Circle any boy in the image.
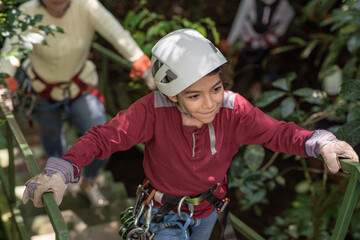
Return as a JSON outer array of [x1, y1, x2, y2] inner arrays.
[[23, 29, 358, 239]]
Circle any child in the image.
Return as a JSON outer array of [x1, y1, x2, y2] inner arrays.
[[23, 29, 358, 240]]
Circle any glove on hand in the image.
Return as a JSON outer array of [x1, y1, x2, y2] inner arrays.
[[306, 130, 359, 174], [22, 157, 78, 208], [129, 54, 151, 79], [22, 172, 66, 207]]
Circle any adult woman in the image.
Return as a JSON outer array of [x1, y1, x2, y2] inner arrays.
[[0, 0, 154, 207]]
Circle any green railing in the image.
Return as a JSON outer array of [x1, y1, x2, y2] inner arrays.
[[0, 100, 70, 240], [332, 159, 360, 240]]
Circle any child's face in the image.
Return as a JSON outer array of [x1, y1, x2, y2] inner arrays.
[[169, 72, 224, 125]]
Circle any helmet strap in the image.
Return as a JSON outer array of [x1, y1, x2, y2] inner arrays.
[[177, 94, 194, 119]]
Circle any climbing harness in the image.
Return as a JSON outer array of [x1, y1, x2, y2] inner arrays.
[[118, 180, 234, 240], [15, 64, 105, 126]]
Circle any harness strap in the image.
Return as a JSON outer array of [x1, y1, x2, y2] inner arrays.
[[32, 68, 105, 105], [146, 183, 225, 223], [32, 67, 84, 102], [218, 208, 238, 240], [153, 202, 177, 223]]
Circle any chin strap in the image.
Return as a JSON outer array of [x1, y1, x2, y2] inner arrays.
[[177, 94, 194, 119]]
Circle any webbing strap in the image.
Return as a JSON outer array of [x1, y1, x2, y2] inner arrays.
[[218, 208, 238, 240], [154, 202, 177, 223]]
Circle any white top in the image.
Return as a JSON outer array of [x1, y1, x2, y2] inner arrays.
[[226, 0, 295, 49], [0, 0, 143, 85]]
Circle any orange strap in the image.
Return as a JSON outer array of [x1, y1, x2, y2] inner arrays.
[[146, 189, 156, 205]]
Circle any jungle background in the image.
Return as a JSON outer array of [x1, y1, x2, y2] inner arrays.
[[1, 0, 360, 239]]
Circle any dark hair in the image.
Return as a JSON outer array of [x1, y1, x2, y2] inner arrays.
[[39, 0, 45, 7], [206, 63, 231, 90]]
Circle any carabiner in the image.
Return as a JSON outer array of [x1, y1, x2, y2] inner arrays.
[[177, 196, 194, 220]]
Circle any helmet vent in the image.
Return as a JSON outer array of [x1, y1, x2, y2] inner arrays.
[[166, 70, 177, 81], [209, 42, 218, 53], [152, 59, 163, 77], [160, 69, 177, 83]]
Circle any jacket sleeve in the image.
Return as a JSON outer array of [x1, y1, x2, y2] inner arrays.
[[62, 93, 155, 168], [226, 0, 250, 45], [233, 95, 313, 157], [85, 0, 144, 62]]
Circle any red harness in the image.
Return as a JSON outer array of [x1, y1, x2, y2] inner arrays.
[[32, 68, 105, 105]]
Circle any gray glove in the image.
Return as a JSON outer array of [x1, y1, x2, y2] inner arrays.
[[306, 130, 359, 173]]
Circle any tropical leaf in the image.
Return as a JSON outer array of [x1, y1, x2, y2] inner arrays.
[[280, 97, 296, 118], [256, 90, 286, 108], [339, 79, 360, 101], [335, 119, 360, 147], [271, 72, 296, 91], [244, 145, 265, 172]]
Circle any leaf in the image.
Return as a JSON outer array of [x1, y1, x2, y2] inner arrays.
[[275, 176, 286, 186], [339, 79, 360, 101], [255, 90, 286, 108], [295, 180, 310, 194], [301, 39, 319, 59], [289, 37, 307, 46], [123, 10, 135, 28], [280, 97, 296, 118], [271, 72, 296, 91], [0, 73, 10, 79], [323, 36, 347, 68], [347, 107, 360, 122], [129, 10, 147, 30], [251, 189, 267, 204], [347, 34, 360, 54], [342, 56, 357, 81], [23, 32, 45, 44], [244, 145, 265, 171], [335, 119, 360, 147], [293, 88, 325, 105]]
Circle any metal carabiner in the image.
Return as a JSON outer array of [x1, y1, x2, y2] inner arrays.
[[177, 196, 194, 220], [144, 199, 153, 229], [133, 189, 146, 217], [134, 201, 146, 226]]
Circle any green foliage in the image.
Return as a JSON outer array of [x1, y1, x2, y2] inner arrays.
[[256, 72, 327, 122], [120, 0, 220, 57], [0, 0, 63, 68], [229, 145, 280, 215]]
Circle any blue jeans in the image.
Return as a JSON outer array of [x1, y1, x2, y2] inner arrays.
[[33, 94, 108, 180], [147, 208, 218, 240]]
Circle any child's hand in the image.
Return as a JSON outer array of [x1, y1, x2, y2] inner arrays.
[[320, 140, 359, 174], [306, 130, 359, 173], [22, 172, 67, 207], [22, 157, 78, 207]]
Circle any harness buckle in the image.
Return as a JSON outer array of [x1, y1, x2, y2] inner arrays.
[[217, 197, 230, 214]]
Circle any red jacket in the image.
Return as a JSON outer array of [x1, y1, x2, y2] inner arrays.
[[63, 90, 313, 217]]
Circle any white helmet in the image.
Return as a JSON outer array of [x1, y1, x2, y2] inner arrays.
[[151, 29, 227, 97]]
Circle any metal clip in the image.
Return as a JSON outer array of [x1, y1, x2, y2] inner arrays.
[[177, 196, 194, 220]]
